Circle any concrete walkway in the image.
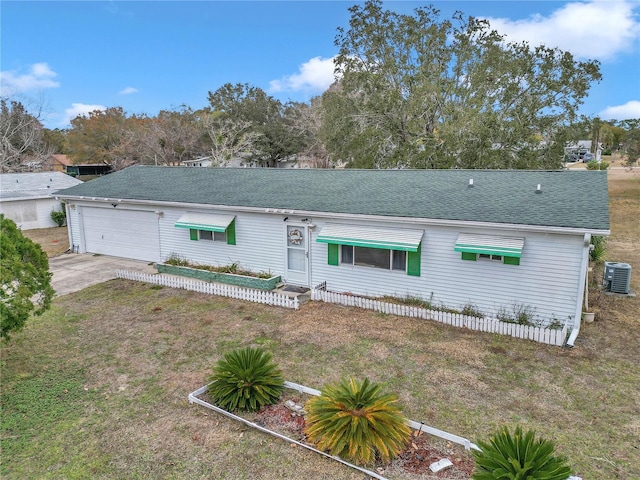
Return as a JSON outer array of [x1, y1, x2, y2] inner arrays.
[[48, 253, 157, 297]]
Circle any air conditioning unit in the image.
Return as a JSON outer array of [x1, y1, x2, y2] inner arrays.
[[603, 262, 632, 294]]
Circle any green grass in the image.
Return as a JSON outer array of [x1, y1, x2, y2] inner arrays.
[[1, 359, 109, 478]]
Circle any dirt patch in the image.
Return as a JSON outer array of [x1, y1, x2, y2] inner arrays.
[[22, 226, 70, 257]]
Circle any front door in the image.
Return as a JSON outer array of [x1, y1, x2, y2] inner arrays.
[[285, 224, 309, 286]]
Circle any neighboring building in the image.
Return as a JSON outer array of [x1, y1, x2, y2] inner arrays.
[[0, 172, 82, 229], [41, 154, 73, 172], [66, 163, 112, 176], [182, 157, 213, 168], [182, 155, 331, 169], [565, 140, 603, 161], [56, 166, 609, 337], [275, 154, 336, 169]]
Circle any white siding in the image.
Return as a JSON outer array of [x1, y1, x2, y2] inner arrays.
[[311, 219, 425, 297], [0, 198, 62, 230], [311, 220, 584, 327], [159, 208, 286, 278], [67, 205, 81, 250], [420, 227, 583, 325]]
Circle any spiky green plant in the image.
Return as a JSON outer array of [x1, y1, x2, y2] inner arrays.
[[304, 377, 411, 465], [472, 426, 572, 480], [589, 236, 607, 263], [207, 346, 284, 412]]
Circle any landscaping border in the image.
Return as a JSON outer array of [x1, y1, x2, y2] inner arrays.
[[156, 263, 281, 290], [188, 380, 480, 480], [188, 383, 390, 480], [116, 270, 299, 309]]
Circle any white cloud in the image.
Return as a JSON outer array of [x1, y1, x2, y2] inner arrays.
[[63, 103, 106, 125], [119, 86, 139, 95], [599, 100, 640, 120], [269, 56, 336, 94], [483, 0, 640, 60], [0, 62, 60, 95]]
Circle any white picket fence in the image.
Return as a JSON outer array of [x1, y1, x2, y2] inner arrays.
[[115, 270, 566, 345], [311, 285, 568, 346], [115, 270, 300, 310]]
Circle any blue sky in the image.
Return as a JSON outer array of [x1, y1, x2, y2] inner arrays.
[[2, 1, 639, 129]]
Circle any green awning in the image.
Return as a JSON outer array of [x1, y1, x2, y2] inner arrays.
[[454, 233, 524, 258], [316, 224, 423, 252], [175, 212, 235, 232]]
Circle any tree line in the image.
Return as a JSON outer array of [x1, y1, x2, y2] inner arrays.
[[2, 0, 639, 173]]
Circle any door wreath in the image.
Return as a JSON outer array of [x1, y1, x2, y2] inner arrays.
[[288, 228, 303, 245]]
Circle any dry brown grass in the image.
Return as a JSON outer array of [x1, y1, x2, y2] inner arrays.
[[2, 171, 638, 479], [22, 226, 70, 257]]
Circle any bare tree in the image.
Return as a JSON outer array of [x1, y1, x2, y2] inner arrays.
[[286, 98, 332, 168], [203, 113, 263, 166], [0, 97, 52, 172], [136, 106, 205, 166]]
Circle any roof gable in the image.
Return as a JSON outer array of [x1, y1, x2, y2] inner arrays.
[[56, 166, 610, 231], [50, 154, 72, 166], [1, 172, 83, 200]]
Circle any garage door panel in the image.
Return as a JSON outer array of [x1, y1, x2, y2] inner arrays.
[[82, 207, 160, 262]]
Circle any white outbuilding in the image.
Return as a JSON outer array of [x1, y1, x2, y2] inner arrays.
[[0, 172, 82, 230]]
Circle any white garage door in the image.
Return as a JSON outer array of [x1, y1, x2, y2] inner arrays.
[[82, 207, 160, 262]]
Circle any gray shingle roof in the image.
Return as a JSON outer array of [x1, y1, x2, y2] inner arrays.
[[0, 172, 83, 200], [56, 166, 610, 231]]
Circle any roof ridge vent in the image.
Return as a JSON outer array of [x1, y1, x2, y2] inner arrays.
[[535, 184, 542, 194]]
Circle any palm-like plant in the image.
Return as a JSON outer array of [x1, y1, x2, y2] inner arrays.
[[304, 377, 411, 465], [207, 346, 284, 412], [472, 426, 572, 480], [589, 236, 607, 263]]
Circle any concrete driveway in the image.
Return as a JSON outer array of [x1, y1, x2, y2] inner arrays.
[[48, 254, 157, 297]]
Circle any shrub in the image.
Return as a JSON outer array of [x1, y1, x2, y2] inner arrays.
[[165, 253, 190, 266], [50, 209, 66, 227], [461, 303, 485, 318], [497, 303, 538, 326], [207, 346, 284, 412], [401, 295, 433, 309], [304, 377, 411, 465], [589, 236, 607, 263], [164, 255, 271, 278], [472, 425, 572, 480], [586, 160, 609, 170]]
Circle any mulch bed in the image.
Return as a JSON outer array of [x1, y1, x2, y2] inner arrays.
[[198, 390, 475, 479]]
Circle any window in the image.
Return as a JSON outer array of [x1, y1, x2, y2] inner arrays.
[[317, 224, 422, 276], [341, 245, 353, 264], [191, 229, 228, 243], [478, 253, 502, 262], [340, 245, 408, 272], [460, 252, 520, 265], [455, 233, 523, 266], [177, 213, 236, 245], [392, 250, 407, 271]]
